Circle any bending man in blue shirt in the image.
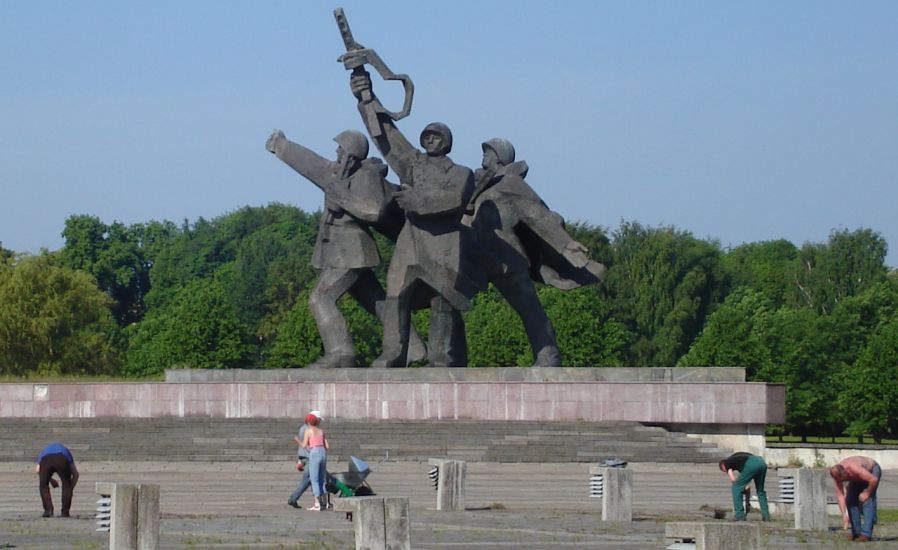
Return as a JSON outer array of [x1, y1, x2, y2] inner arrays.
[[35, 442, 79, 518]]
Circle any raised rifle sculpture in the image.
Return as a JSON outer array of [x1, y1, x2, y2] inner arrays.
[[334, 7, 415, 137]]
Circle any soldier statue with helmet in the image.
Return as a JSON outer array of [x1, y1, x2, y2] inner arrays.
[[463, 137, 606, 367], [266, 128, 426, 368], [348, 70, 480, 368]]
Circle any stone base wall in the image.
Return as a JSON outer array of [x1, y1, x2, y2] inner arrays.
[[164, 366, 746, 383], [0, 380, 784, 427]]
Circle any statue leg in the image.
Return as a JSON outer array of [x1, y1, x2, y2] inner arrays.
[[492, 272, 561, 367], [308, 268, 359, 368], [370, 293, 411, 368], [348, 270, 427, 366], [371, 259, 416, 367], [427, 296, 467, 367]]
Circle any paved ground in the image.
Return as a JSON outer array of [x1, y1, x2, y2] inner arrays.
[[1, 461, 896, 549]]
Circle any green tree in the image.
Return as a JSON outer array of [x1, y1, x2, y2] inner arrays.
[[265, 291, 388, 368], [124, 278, 253, 376], [0, 254, 120, 376], [60, 215, 176, 325], [680, 286, 866, 439], [465, 286, 531, 367], [677, 287, 775, 378], [755, 308, 839, 440], [144, 204, 319, 355], [605, 221, 728, 367], [464, 283, 627, 368], [838, 318, 898, 442], [723, 240, 798, 307], [540, 286, 629, 367], [265, 290, 324, 368], [793, 228, 888, 314], [0, 242, 13, 264], [817, 279, 898, 370]]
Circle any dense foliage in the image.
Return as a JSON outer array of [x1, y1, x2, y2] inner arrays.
[[1, 206, 896, 440]]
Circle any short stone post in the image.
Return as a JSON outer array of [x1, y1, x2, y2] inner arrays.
[[104, 483, 161, 550], [333, 496, 411, 550], [589, 466, 632, 521], [794, 468, 828, 531], [665, 522, 759, 550], [111, 484, 139, 550], [136, 484, 160, 550], [427, 459, 466, 511], [384, 497, 411, 549]]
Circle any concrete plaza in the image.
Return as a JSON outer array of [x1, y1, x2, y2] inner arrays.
[[1, 460, 896, 548]]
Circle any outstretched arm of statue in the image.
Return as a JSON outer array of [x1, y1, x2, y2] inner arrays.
[[351, 71, 415, 178], [514, 187, 580, 253], [266, 129, 331, 192]]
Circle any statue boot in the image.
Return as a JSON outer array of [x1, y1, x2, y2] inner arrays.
[[426, 297, 467, 367], [308, 353, 356, 369], [309, 325, 356, 369], [530, 345, 562, 368], [406, 326, 427, 366], [375, 296, 425, 366], [371, 297, 408, 368]]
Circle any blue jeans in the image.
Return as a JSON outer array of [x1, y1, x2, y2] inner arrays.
[[308, 447, 328, 497], [288, 458, 310, 504], [846, 463, 881, 538]]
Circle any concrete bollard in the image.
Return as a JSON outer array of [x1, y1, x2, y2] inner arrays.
[[136, 484, 160, 550], [665, 522, 759, 550], [588, 466, 632, 521], [333, 496, 411, 550], [427, 459, 466, 511], [98, 483, 161, 550], [794, 468, 828, 531], [111, 484, 139, 550]]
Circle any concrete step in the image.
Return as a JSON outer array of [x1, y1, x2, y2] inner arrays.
[[1, 418, 729, 464]]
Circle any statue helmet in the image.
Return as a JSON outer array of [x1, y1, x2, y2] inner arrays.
[[481, 138, 515, 166], [333, 130, 369, 160], [419, 122, 453, 155]]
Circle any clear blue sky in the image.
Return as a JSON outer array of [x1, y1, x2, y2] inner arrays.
[[2, 1, 897, 266]]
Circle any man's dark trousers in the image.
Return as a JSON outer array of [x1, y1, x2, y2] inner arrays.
[[39, 453, 74, 515]]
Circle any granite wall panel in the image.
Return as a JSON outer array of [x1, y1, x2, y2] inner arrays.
[[0, 381, 785, 426]]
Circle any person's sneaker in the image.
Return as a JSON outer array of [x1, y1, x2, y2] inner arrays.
[[42, 511, 53, 518], [856, 534, 871, 542], [60, 511, 70, 518], [287, 501, 299, 509]]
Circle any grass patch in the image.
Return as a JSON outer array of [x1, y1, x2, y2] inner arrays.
[[875, 508, 898, 523]]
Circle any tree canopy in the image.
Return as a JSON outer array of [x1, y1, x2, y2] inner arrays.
[[2, 206, 895, 439], [0, 254, 120, 376]]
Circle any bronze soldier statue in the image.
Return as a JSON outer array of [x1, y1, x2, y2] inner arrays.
[[266, 128, 425, 368], [348, 71, 479, 367], [464, 138, 606, 367]]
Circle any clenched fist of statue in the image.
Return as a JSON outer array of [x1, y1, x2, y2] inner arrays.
[[266, 129, 286, 155]]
